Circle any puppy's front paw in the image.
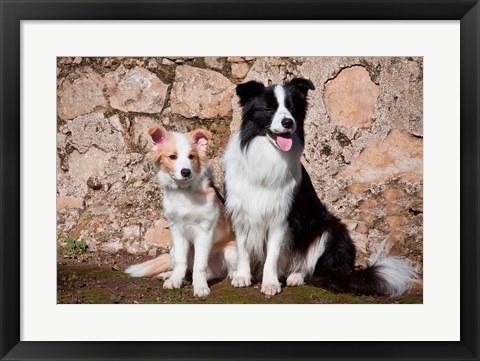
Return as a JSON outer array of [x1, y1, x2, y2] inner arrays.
[[231, 274, 252, 288], [261, 282, 282, 296], [193, 286, 211, 298], [286, 273, 305, 287], [157, 271, 173, 281], [163, 277, 183, 289]]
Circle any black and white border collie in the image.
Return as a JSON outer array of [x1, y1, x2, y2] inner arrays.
[[223, 78, 417, 296]]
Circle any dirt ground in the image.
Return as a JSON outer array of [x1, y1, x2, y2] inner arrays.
[[57, 251, 422, 304]]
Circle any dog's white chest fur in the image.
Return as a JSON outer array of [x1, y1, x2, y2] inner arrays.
[[161, 178, 219, 240], [223, 133, 302, 254]]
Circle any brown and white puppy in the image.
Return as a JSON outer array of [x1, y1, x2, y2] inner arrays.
[[125, 127, 236, 297]]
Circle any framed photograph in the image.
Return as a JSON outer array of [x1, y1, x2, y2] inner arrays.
[[54, 54, 424, 306], [1, 0, 479, 360]]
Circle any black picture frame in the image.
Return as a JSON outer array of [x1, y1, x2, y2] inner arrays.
[[1, 1, 479, 360]]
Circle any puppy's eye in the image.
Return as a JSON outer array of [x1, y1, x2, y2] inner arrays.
[[265, 108, 275, 113], [188, 154, 195, 160], [169, 154, 177, 160]]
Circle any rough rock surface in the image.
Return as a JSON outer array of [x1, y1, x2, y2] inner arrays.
[[144, 227, 173, 249], [337, 130, 422, 184], [231, 63, 250, 79], [170, 65, 235, 119], [57, 56, 423, 273], [323, 66, 379, 128], [68, 147, 111, 183], [131, 115, 162, 152], [57, 67, 108, 120], [57, 196, 84, 211], [204, 57, 225, 70], [105, 65, 169, 113], [61, 112, 126, 154]]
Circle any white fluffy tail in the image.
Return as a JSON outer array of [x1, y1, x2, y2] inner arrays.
[[125, 253, 172, 278], [348, 245, 418, 297], [367, 247, 418, 297]]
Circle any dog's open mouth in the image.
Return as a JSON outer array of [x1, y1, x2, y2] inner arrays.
[[266, 130, 293, 152]]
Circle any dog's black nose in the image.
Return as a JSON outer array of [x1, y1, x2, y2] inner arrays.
[[281, 118, 294, 129], [181, 168, 191, 178]]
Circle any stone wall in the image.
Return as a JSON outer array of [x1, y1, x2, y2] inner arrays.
[[57, 56, 423, 271]]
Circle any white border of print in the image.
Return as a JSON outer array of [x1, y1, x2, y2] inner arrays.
[[21, 21, 459, 341]]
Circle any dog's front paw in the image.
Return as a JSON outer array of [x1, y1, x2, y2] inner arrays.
[[231, 274, 252, 288], [163, 277, 183, 289], [286, 273, 305, 287], [261, 281, 282, 296], [193, 286, 211, 298], [157, 271, 173, 281]]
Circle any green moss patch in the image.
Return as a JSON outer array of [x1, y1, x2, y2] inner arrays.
[[57, 263, 422, 305]]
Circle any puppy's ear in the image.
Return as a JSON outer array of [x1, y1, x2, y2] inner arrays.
[[148, 126, 168, 146], [286, 78, 316, 95], [236, 81, 265, 105], [188, 128, 212, 151]]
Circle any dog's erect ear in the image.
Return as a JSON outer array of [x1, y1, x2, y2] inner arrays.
[[188, 128, 212, 151], [236, 81, 265, 105], [286, 78, 316, 95], [148, 126, 168, 146]]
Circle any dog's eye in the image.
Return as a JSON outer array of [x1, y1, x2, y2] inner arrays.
[[265, 108, 275, 113], [188, 154, 195, 160], [169, 154, 177, 160]]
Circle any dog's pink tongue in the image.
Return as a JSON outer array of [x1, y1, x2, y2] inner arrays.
[[276, 135, 293, 152]]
